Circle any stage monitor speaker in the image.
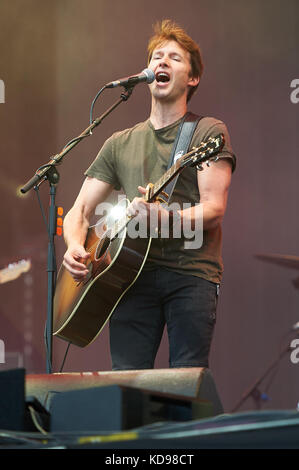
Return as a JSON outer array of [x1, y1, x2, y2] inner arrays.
[[0, 368, 50, 432], [0, 368, 25, 431], [50, 384, 215, 432]]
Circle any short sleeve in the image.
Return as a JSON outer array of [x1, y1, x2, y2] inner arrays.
[[84, 135, 122, 190], [195, 118, 236, 172]]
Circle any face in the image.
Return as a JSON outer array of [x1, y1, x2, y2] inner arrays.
[[148, 40, 199, 103]]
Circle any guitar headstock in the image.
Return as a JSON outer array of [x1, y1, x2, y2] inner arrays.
[[180, 133, 225, 170], [0, 259, 31, 284]]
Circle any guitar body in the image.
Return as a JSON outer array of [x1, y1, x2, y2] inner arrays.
[[53, 199, 151, 347]]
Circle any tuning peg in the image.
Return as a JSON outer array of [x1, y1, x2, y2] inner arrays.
[[196, 164, 204, 171]]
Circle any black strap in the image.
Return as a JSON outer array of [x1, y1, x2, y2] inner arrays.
[[163, 112, 203, 203]]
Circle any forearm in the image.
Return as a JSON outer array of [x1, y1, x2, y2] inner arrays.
[[63, 206, 90, 248], [146, 201, 224, 239], [177, 201, 224, 232]]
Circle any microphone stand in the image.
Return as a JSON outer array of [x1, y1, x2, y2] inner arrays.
[[231, 342, 292, 412], [20, 86, 134, 374]]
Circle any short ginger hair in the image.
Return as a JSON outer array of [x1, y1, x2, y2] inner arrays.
[[147, 19, 204, 101]]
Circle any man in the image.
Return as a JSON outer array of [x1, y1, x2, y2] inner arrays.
[[62, 20, 236, 370]]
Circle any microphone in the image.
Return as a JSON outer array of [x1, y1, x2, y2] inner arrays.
[[105, 68, 155, 89]]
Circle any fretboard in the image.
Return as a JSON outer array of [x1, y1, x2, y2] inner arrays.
[[147, 156, 184, 202]]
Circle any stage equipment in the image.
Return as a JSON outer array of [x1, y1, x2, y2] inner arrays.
[[19, 77, 141, 373], [255, 252, 299, 290], [0, 368, 50, 432]]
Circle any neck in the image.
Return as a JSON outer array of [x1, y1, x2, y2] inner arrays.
[[149, 96, 188, 129]]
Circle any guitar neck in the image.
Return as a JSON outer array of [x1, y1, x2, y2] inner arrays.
[[110, 157, 184, 240], [146, 158, 183, 203], [109, 134, 224, 240]]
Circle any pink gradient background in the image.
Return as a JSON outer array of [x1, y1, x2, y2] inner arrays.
[[0, 0, 298, 413]]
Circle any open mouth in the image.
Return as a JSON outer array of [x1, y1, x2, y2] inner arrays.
[[155, 71, 170, 83]]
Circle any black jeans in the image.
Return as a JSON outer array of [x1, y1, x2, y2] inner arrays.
[[109, 267, 219, 370]]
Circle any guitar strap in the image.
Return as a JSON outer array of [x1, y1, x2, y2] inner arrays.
[[163, 112, 203, 203]]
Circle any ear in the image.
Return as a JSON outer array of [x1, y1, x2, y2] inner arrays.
[[187, 75, 200, 87]]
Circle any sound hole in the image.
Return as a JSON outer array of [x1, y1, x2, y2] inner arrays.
[[95, 235, 111, 261]]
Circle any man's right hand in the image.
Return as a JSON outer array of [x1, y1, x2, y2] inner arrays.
[[63, 244, 91, 282]]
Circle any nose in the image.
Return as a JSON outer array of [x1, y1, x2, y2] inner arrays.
[[158, 55, 170, 68], [159, 60, 169, 68]]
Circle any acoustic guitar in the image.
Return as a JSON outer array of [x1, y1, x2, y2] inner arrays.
[[53, 134, 224, 347]]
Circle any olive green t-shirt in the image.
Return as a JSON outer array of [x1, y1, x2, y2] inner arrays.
[[85, 116, 236, 283]]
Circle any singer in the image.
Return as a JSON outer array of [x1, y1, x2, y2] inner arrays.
[[62, 19, 236, 370]]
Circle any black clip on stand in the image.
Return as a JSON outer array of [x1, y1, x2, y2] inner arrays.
[[20, 86, 134, 374]]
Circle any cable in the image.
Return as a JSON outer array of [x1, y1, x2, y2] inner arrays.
[[36, 162, 61, 172], [89, 85, 107, 125], [63, 134, 91, 151], [29, 82, 119, 376], [34, 185, 57, 282], [35, 185, 58, 374], [28, 406, 48, 435], [34, 186, 50, 238], [60, 85, 107, 150], [59, 341, 72, 373]]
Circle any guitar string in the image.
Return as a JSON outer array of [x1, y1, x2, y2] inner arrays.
[[76, 137, 221, 274], [73, 140, 222, 290]]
